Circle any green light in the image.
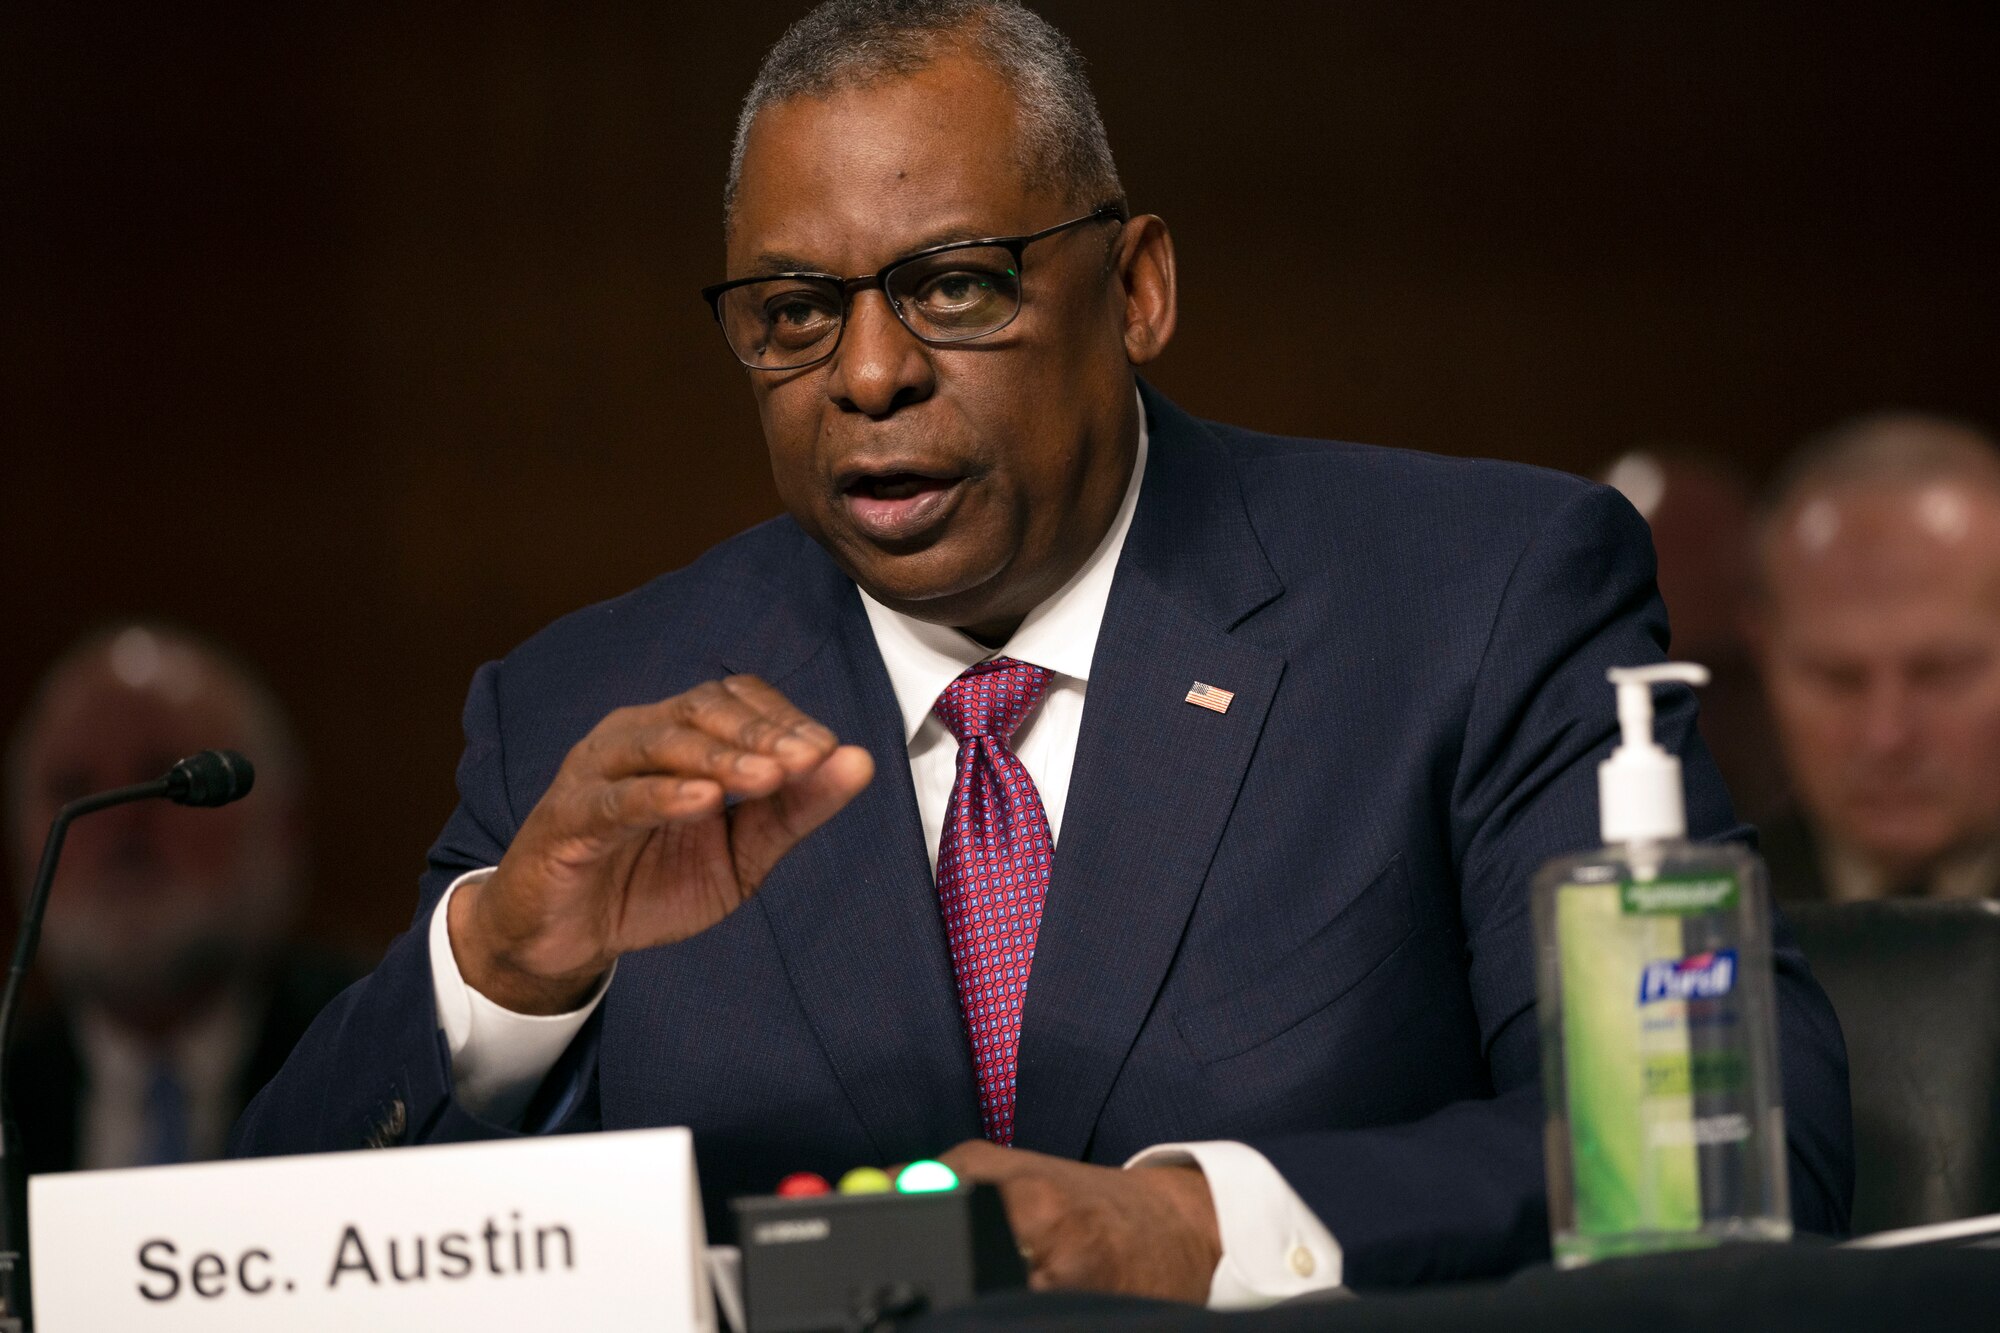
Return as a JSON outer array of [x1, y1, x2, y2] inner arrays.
[[895, 1160, 959, 1194], [837, 1166, 893, 1195]]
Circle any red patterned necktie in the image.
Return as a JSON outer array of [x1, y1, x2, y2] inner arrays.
[[932, 656, 1055, 1145]]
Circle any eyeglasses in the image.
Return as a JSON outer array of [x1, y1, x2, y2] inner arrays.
[[700, 203, 1128, 371]]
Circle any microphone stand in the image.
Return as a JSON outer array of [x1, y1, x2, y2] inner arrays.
[[0, 752, 250, 1333]]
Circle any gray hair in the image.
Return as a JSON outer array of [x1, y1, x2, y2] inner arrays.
[[726, 0, 1123, 223]]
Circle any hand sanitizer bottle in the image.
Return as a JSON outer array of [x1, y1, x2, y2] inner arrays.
[[1533, 663, 1790, 1267]]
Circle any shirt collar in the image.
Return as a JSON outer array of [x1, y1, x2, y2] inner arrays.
[[860, 394, 1150, 744], [78, 988, 254, 1093], [1823, 834, 2000, 901]]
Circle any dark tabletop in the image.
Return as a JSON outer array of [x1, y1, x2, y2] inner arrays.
[[911, 1244, 2000, 1333]]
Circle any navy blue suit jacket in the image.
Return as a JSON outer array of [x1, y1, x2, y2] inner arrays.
[[234, 386, 1852, 1286]]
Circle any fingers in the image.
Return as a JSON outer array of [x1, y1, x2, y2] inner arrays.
[[1023, 1209, 1100, 1293], [988, 1172, 1078, 1291], [694, 676, 838, 773], [938, 1145, 1209, 1301], [577, 774, 727, 837], [729, 744, 875, 886], [940, 1139, 1035, 1182], [590, 676, 841, 795], [716, 676, 839, 757], [994, 1174, 1068, 1252], [937, 1142, 1073, 1287]]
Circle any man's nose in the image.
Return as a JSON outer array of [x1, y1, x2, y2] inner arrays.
[[826, 289, 934, 418], [1856, 676, 1918, 758]]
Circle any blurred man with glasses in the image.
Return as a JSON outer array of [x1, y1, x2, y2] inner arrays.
[[239, 0, 1852, 1301]]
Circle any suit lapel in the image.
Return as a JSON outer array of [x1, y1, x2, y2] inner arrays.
[[727, 567, 982, 1156], [1011, 388, 1286, 1158]]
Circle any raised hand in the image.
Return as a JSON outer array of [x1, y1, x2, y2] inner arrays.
[[448, 675, 874, 1013]]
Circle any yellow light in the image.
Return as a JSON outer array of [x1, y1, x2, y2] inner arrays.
[[836, 1166, 894, 1195]]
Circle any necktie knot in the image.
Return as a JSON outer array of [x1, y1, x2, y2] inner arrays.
[[933, 657, 1051, 746]]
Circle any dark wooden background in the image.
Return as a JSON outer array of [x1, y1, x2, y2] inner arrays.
[[4, 2, 1994, 955]]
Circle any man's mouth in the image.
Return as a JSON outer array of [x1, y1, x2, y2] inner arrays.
[[840, 469, 966, 543]]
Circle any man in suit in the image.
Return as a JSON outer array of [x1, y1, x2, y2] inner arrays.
[[235, 0, 1852, 1301], [1749, 412, 2000, 902], [5, 623, 354, 1173]]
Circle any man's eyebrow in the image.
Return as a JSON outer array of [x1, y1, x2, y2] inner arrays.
[[901, 223, 1002, 253], [745, 251, 833, 276], [740, 224, 1009, 278]]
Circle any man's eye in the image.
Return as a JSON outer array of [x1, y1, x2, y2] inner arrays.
[[906, 268, 1018, 328], [766, 295, 836, 328], [926, 273, 987, 302], [758, 290, 840, 348], [1797, 659, 1867, 695], [1909, 650, 1990, 694], [919, 270, 1007, 301]]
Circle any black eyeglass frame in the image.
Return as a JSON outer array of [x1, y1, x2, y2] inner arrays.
[[700, 202, 1129, 370]]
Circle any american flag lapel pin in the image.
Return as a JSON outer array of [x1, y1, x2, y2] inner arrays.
[[1184, 681, 1235, 714]]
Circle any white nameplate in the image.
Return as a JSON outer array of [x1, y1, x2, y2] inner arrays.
[[29, 1128, 713, 1332]]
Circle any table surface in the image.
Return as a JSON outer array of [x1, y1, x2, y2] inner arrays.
[[910, 1243, 2000, 1333]]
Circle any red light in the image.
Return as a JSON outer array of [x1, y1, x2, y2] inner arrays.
[[776, 1172, 832, 1198]]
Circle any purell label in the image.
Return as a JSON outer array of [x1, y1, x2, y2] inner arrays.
[[1637, 949, 1737, 1005]]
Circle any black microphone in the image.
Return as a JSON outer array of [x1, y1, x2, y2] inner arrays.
[[0, 750, 256, 1332], [164, 749, 256, 808]]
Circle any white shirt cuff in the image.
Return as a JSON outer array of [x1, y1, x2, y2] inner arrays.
[[1125, 1140, 1345, 1309], [429, 868, 614, 1127]]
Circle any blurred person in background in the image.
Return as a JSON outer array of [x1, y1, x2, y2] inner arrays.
[[1748, 414, 2000, 902], [3, 623, 356, 1172], [1603, 449, 1790, 826]]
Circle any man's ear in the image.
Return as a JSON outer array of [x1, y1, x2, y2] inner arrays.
[[1115, 214, 1177, 366]]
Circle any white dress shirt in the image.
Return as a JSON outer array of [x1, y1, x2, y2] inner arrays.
[[428, 397, 1345, 1305], [1822, 836, 2000, 902], [75, 992, 254, 1169]]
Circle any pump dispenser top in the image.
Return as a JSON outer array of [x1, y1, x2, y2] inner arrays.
[[1598, 662, 1709, 845]]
